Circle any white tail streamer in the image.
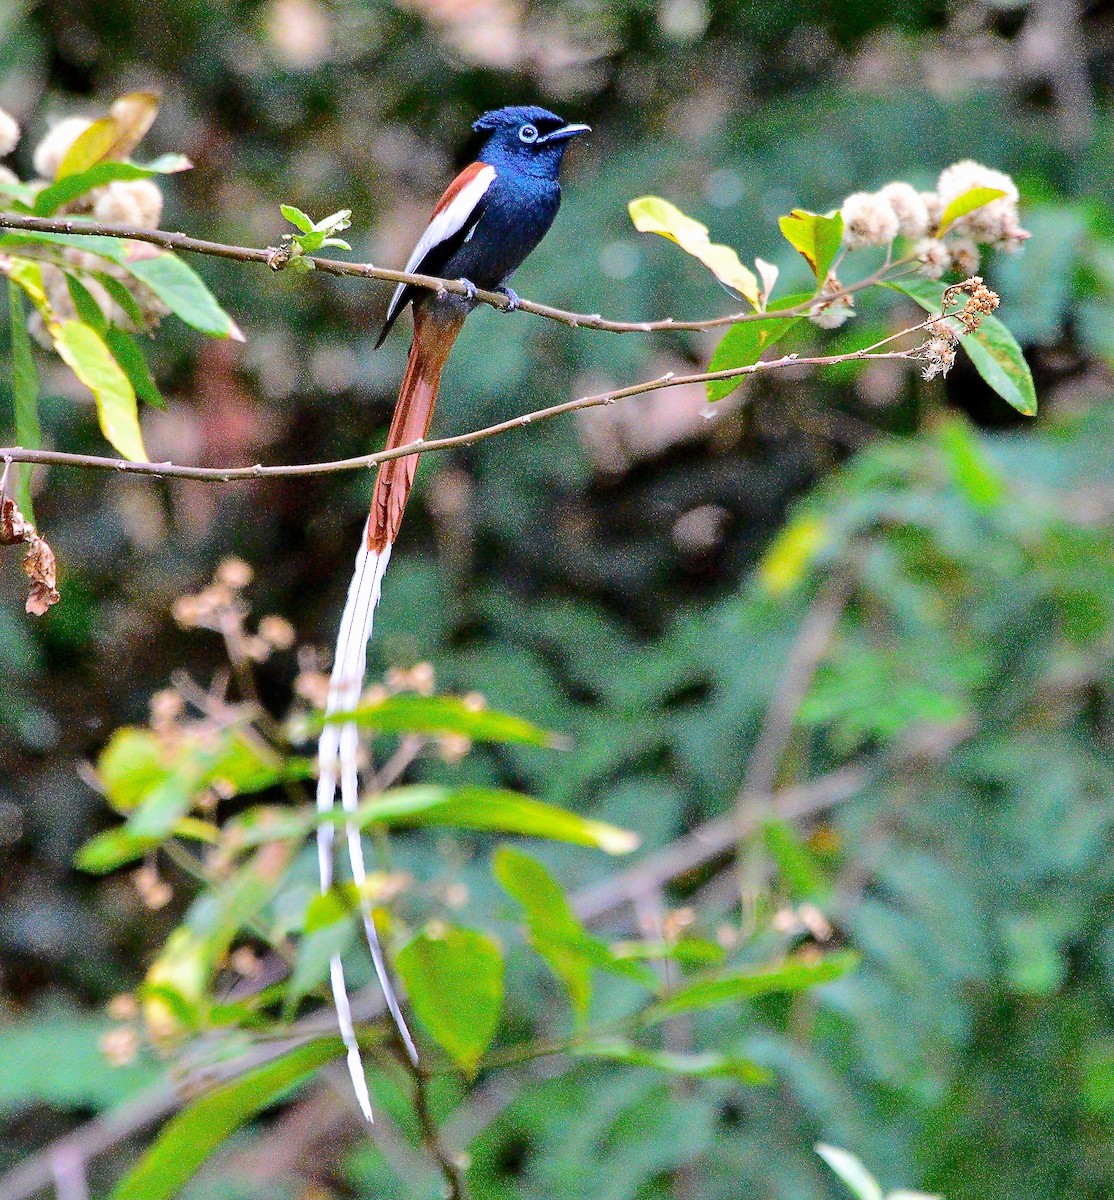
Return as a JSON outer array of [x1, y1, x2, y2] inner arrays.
[[316, 523, 418, 1123]]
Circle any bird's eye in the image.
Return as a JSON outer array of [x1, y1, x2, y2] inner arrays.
[[518, 123, 539, 144]]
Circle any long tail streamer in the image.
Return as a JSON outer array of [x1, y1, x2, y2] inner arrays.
[[315, 303, 464, 1120]]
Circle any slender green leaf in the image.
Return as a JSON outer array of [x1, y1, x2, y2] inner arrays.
[[778, 209, 843, 281], [280, 204, 314, 233], [65, 272, 108, 333], [705, 293, 810, 402], [95, 272, 149, 327], [396, 923, 504, 1075], [574, 1039, 772, 1084], [105, 327, 165, 408], [285, 888, 359, 1014], [111, 1038, 344, 1200], [35, 156, 191, 217], [124, 253, 243, 340], [886, 277, 1037, 416], [228, 785, 638, 856], [51, 319, 146, 460], [323, 693, 561, 747], [8, 282, 41, 521], [936, 185, 1007, 236], [629, 196, 759, 306], [0, 230, 126, 263], [490, 846, 660, 1011], [364, 786, 638, 852], [76, 817, 218, 874], [648, 951, 858, 1019]]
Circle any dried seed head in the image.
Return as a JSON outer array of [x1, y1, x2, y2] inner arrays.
[[258, 614, 296, 650], [937, 159, 1024, 244], [93, 178, 164, 228], [913, 237, 950, 280], [840, 191, 900, 249], [133, 864, 172, 910], [948, 236, 980, 276], [215, 556, 253, 590], [33, 116, 94, 179], [0, 108, 20, 158], [920, 191, 944, 231], [879, 182, 929, 239], [100, 1026, 141, 1067]]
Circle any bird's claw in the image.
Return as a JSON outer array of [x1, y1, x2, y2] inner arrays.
[[457, 277, 478, 302], [496, 286, 520, 313]]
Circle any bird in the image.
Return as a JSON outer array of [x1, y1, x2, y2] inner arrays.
[[315, 105, 590, 1121]]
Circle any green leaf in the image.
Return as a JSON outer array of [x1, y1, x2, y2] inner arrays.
[[628, 196, 760, 307], [814, 1144, 884, 1200], [123, 253, 243, 341], [778, 209, 843, 281], [573, 1039, 772, 1084], [934, 417, 1006, 509], [280, 204, 315, 233], [111, 1038, 344, 1200], [51, 319, 146, 460], [285, 888, 359, 1014], [491, 846, 656, 1013], [0, 230, 127, 264], [0, 1005, 160, 1115], [65, 272, 109, 334], [886, 277, 1037, 416], [648, 951, 858, 1019], [105, 327, 165, 408], [936, 185, 1008, 236], [396, 923, 504, 1075], [322, 693, 561, 747], [0, 176, 37, 208], [361, 786, 638, 853], [95, 272, 149, 327], [35, 156, 191, 217], [8, 282, 41, 521], [762, 819, 829, 902], [705, 293, 810, 402], [76, 817, 217, 874]]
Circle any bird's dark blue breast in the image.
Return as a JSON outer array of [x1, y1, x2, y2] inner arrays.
[[440, 171, 561, 292]]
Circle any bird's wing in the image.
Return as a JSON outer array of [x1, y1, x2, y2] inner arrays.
[[377, 161, 497, 346]]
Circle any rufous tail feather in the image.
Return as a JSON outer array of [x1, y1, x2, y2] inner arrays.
[[316, 301, 465, 1119]]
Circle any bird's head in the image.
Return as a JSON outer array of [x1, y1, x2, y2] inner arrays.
[[472, 105, 590, 177]]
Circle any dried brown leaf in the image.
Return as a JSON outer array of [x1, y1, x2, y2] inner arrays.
[[1, 495, 60, 615]]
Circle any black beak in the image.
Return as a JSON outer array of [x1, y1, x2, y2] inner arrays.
[[541, 122, 592, 144]]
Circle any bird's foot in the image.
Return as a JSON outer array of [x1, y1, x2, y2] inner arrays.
[[457, 277, 478, 301], [496, 286, 520, 313]]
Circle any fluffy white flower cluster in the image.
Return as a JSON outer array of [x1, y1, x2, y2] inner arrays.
[[839, 160, 1029, 280], [0, 110, 168, 343]]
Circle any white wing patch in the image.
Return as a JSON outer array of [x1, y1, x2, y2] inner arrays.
[[384, 163, 496, 329]]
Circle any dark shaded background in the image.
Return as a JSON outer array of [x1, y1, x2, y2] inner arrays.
[[4, 1, 1114, 1197]]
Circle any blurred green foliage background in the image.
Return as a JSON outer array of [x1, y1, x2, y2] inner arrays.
[[3, 0, 1114, 1197]]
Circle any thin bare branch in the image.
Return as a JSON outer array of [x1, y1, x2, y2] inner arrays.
[[0, 344, 920, 484], [0, 212, 905, 334]]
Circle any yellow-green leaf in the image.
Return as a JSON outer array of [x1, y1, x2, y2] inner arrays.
[[629, 196, 760, 307], [51, 320, 146, 460], [56, 92, 159, 179], [396, 923, 504, 1075], [757, 515, 829, 595], [111, 1038, 343, 1200], [778, 209, 843, 282], [936, 186, 1008, 236], [3, 257, 52, 317]]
